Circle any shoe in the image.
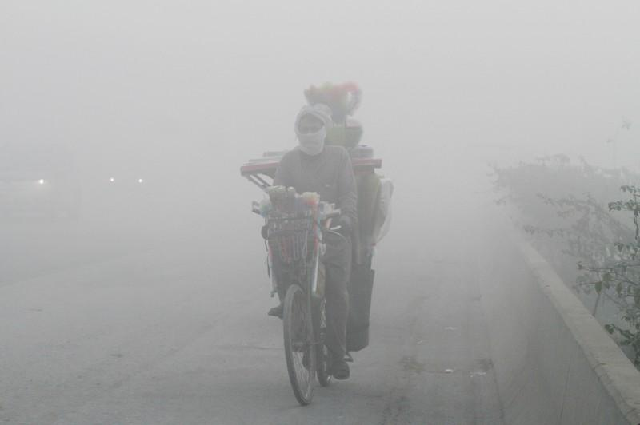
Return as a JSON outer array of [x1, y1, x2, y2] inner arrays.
[[331, 357, 350, 380], [268, 303, 283, 318]]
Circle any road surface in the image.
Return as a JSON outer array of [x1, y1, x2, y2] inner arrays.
[[0, 152, 512, 424]]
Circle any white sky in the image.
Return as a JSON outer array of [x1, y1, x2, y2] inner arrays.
[[1, 0, 639, 178]]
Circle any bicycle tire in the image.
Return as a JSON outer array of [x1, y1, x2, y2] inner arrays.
[[283, 284, 315, 405]]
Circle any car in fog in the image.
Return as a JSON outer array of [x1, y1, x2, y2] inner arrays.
[[98, 170, 151, 205], [0, 142, 82, 219], [82, 166, 171, 220]]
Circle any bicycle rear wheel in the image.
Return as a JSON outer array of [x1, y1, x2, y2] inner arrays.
[[283, 284, 315, 405]]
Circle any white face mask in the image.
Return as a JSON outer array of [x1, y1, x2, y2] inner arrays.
[[297, 127, 326, 156]]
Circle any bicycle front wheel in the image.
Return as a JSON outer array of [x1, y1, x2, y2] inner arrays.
[[283, 284, 315, 405]]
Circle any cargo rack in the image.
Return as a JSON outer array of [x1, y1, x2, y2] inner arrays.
[[240, 154, 382, 190]]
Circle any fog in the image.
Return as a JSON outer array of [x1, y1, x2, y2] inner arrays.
[[1, 1, 639, 423], [3, 0, 638, 242]]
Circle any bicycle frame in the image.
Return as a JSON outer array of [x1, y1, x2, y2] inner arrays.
[[254, 194, 341, 404]]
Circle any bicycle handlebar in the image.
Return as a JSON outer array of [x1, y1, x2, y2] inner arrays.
[[323, 209, 341, 220]]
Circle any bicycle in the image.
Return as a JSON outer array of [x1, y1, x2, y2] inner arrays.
[[253, 188, 342, 405]]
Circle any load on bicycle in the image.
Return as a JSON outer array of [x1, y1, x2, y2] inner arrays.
[[240, 82, 393, 404]]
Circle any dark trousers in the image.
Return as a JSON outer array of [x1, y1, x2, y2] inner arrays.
[[323, 233, 351, 359]]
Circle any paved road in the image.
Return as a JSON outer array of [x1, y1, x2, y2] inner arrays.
[[1, 150, 511, 424]]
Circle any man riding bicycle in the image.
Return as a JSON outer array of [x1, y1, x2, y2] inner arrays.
[[268, 103, 357, 380]]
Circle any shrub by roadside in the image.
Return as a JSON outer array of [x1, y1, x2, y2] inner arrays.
[[493, 155, 640, 367]]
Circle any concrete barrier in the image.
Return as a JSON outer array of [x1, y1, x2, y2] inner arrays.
[[481, 235, 640, 425]]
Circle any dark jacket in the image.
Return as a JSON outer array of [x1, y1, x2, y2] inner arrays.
[[274, 146, 357, 226]]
